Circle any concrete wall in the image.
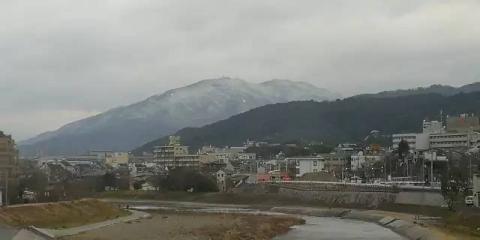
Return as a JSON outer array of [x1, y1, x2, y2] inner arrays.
[[278, 187, 444, 207], [238, 184, 445, 207], [394, 191, 444, 206], [278, 187, 397, 208]]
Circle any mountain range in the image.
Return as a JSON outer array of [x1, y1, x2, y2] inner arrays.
[[354, 82, 480, 99], [134, 91, 480, 154], [20, 79, 480, 157], [19, 78, 338, 156]]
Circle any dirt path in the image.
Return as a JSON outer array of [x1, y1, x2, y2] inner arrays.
[[61, 212, 303, 240]]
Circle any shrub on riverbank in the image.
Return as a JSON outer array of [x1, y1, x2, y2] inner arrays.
[[158, 168, 218, 192]]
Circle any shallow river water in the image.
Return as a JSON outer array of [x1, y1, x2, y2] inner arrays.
[[127, 202, 407, 240], [274, 216, 406, 240]]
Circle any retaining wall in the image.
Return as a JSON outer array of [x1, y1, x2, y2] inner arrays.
[[238, 183, 445, 207]]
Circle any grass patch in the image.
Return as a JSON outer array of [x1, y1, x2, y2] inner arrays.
[[0, 199, 129, 228]]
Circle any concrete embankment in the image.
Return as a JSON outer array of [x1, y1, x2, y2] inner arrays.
[[241, 183, 445, 207], [271, 207, 438, 240]]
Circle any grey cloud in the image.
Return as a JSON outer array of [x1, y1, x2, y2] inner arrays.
[[1, 0, 480, 140]]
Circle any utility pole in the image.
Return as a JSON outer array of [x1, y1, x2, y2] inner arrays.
[[389, 155, 392, 181], [430, 151, 435, 184], [469, 153, 473, 187], [422, 156, 425, 184], [384, 155, 387, 182], [2, 171, 8, 207], [406, 157, 409, 178]]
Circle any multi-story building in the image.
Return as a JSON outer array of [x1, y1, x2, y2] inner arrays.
[[198, 145, 254, 163], [392, 117, 480, 160], [429, 132, 480, 150], [446, 114, 480, 133], [392, 133, 430, 151], [392, 120, 442, 151], [0, 131, 18, 182], [422, 120, 445, 134], [286, 156, 325, 177], [153, 136, 199, 170], [392, 133, 418, 150]]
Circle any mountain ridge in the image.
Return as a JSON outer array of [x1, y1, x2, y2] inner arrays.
[[354, 82, 480, 99], [133, 91, 480, 154], [20, 79, 480, 157], [19, 77, 338, 156]]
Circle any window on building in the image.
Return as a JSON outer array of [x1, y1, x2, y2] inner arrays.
[[313, 161, 317, 166]]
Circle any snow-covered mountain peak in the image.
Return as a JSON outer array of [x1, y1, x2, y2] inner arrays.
[[20, 77, 338, 156]]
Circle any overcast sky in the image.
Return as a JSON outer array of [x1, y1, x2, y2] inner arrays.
[[1, 0, 480, 140]]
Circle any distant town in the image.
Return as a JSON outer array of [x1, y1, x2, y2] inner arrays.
[[1, 113, 480, 210]]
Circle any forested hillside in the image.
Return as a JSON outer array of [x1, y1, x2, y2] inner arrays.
[[133, 92, 480, 153]]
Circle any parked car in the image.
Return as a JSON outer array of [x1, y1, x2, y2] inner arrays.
[[21, 190, 37, 203], [465, 196, 474, 206]]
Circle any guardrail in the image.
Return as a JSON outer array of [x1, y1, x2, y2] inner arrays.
[[258, 180, 441, 193]]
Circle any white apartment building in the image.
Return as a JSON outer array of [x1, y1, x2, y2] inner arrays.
[[429, 132, 480, 150], [287, 156, 325, 177], [392, 133, 430, 151], [153, 136, 199, 170], [392, 120, 444, 151], [392, 118, 480, 152]]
